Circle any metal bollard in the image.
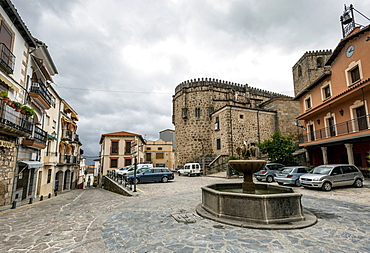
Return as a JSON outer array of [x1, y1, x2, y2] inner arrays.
[[55, 192, 58, 197], [40, 195, 43, 201], [29, 197, 33, 204], [48, 193, 51, 198], [11, 200, 17, 209]]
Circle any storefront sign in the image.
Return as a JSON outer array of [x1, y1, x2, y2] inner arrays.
[[0, 140, 14, 148]]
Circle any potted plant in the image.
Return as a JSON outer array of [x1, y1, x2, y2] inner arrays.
[[9, 100, 16, 108], [0, 90, 9, 102], [20, 105, 28, 115], [14, 102, 22, 112], [25, 107, 35, 117]]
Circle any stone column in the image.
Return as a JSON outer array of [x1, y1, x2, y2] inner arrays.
[[345, 143, 354, 165], [321, 147, 328, 165]]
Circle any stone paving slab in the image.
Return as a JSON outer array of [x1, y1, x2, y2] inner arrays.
[[0, 176, 369, 252]]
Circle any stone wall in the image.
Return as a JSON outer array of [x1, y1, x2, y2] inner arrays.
[[0, 137, 17, 206]]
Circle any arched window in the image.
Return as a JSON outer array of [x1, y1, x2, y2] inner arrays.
[[317, 57, 324, 68], [298, 65, 302, 77]]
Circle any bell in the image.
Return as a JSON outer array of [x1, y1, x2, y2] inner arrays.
[[342, 12, 352, 24]]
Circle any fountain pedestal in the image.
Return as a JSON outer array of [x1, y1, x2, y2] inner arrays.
[[229, 160, 266, 193]]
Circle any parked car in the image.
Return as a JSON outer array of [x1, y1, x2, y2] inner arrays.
[[118, 164, 153, 176], [254, 163, 285, 183], [115, 165, 134, 175], [178, 163, 202, 176], [127, 168, 174, 184], [299, 164, 364, 191], [274, 166, 311, 186]]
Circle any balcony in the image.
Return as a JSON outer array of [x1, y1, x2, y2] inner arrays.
[[22, 125, 47, 149], [29, 81, 54, 109], [44, 152, 58, 165], [62, 129, 73, 141], [0, 43, 15, 74], [0, 101, 32, 137], [299, 114, 370, 144], [59, 154, 80, 165]]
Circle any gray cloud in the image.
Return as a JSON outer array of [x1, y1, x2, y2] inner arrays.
[[12, 0, 370, 163]]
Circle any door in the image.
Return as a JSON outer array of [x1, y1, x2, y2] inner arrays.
[[356, 106, 368, 131], [329, 167, 345, 187], [327, 117, 336, 137]]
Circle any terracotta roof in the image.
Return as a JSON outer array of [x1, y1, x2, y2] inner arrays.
[[101, 131, 140, 137]]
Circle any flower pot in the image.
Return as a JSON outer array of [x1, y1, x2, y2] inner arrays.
[[15, 108, 21, 112], [1, 97, 9, 102], [21, 110, 26, 115]]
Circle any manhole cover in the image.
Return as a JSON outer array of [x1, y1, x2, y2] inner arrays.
[[171, 212, 198, 224]]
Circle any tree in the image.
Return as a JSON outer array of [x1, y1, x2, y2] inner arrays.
[[257, 131, 296, 164]]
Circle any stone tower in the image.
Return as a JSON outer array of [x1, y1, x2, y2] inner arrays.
[[172, 78, 297, 169], [292, 50, 332, 97]]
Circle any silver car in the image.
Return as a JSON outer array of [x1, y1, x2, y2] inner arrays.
[[274, 166, 311, 187], [299, 164, 364, 191]]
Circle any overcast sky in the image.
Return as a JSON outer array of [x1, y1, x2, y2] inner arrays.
[[11, 0, 370, 162]]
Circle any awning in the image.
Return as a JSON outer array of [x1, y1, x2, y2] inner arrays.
[[18, 160, 44, 168], [0, 73, 20, 93]]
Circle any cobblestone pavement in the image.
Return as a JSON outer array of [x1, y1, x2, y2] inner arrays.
[[0, 175, 369, 252]]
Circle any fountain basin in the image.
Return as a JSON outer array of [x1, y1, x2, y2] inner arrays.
[[196, 183, 317, 229]]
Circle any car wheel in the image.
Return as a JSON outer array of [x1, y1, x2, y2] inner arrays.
[[134, 178, 140, 184], [188, 173, 191, 177], [178, 172, 181, 176], [266, 176, 274, 183], [161, 176, 169, 183], [321, 182, 332, 191], [353, 178, 363, 188], [294, 179, 301, 187], [277, 182, 284, 185]]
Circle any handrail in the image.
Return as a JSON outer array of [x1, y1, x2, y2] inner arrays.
[[299, 114, 370, 143]]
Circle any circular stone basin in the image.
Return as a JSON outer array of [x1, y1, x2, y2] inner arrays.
[[196, 183, 317, 230]]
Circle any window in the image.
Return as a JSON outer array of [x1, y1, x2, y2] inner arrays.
[[316, 57, 324, 68], [350, 66, 360, 84], [125, 141, 131, 154], [327, 117, 336, 137], [110, 158, 118, 168], [146, 153, 152, 162], [47, 169, 52, 183], [215, 117, 220, 130], [111, 141, 119, 154], [308, 124, 315, 142], [304, 97, 312, 110], [156, 153, 164, 159], [146, 147, 151, 150], [195, 108, 201, 117], [0, 21, 13, 50], [346, 60, 363, 86], [216, 139, 221, 150], [240, 115, 244, 119], [321, 83, 331, 100], [124, 158, 132, 166], [182, 108, 188, 119], [158, 147, 163, 150], [298, 65, 302, 77]]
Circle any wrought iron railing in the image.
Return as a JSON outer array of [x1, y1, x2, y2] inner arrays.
[[0, 43, 15, 74], [62, 129, 73, 140], [0, 101, 32, 135], [298, 114, 370, 143], [30, 81, 54, 107]]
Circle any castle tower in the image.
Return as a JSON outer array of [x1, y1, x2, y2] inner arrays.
[[172, 78, 290, 168], [292, 50, 332, 97]]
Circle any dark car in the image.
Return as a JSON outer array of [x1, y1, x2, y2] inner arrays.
[[254, 163, 285, 183], [274, 166, 311, 186], [127, 168, 174, 184]]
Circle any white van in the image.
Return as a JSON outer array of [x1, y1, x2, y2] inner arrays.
[[178, 163, 201, 176]]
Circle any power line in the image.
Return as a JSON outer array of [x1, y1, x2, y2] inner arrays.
[[56, 86, 172, 94]]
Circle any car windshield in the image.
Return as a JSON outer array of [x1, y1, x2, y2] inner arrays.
[[311, 166, 332, 175], [127, 168, 147, 175]]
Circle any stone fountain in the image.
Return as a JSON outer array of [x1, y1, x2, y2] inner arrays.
[[196, 148, 317, 229]]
